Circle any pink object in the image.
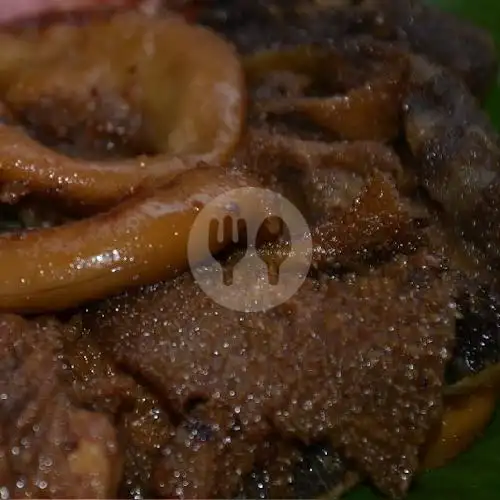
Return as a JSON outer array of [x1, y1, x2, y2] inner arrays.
[[0, 0, 132, 23]]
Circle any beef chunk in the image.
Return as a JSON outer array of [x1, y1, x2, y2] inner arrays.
[[0, 315, 123, 498], [84, 253, 454, 497]]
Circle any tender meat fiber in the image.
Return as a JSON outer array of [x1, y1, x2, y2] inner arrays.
[[83, 253, 455, 497], [0, 315, 123, 498]]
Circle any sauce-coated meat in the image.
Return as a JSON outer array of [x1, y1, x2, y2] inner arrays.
[[83, 253, 455, 497]]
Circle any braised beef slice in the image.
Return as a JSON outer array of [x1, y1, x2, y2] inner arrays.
[[84, 253, 454, 498], [0, 315, 123, 499]]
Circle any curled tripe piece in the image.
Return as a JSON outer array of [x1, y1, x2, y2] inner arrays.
[[0, 167, 265, 313], [0, 11, 244, 207], [245, 43, 408, 142]]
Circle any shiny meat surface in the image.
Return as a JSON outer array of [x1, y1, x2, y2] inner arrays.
[[447, 286, 500, 384], [83, 253, 455, 497]]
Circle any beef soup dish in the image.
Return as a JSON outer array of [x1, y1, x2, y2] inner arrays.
[[0, 0, 499, 498]]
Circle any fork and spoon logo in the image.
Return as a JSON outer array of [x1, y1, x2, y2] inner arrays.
[[187, 187, 313, 313]]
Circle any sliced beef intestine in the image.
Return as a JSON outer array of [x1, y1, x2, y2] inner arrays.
[[83, 252, 455, 498]]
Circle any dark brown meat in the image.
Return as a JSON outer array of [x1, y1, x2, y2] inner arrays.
[[446, 285, 500, 384], [240, 441, 360, 499], [197, 0, 497, 98], [196, 0, 357, 52], [403, 57, 500, 263], [0, 315, 123, 498], [244, 40, 410, 144], [360, 0, 498, 98], [83, 253, 455, 498]]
